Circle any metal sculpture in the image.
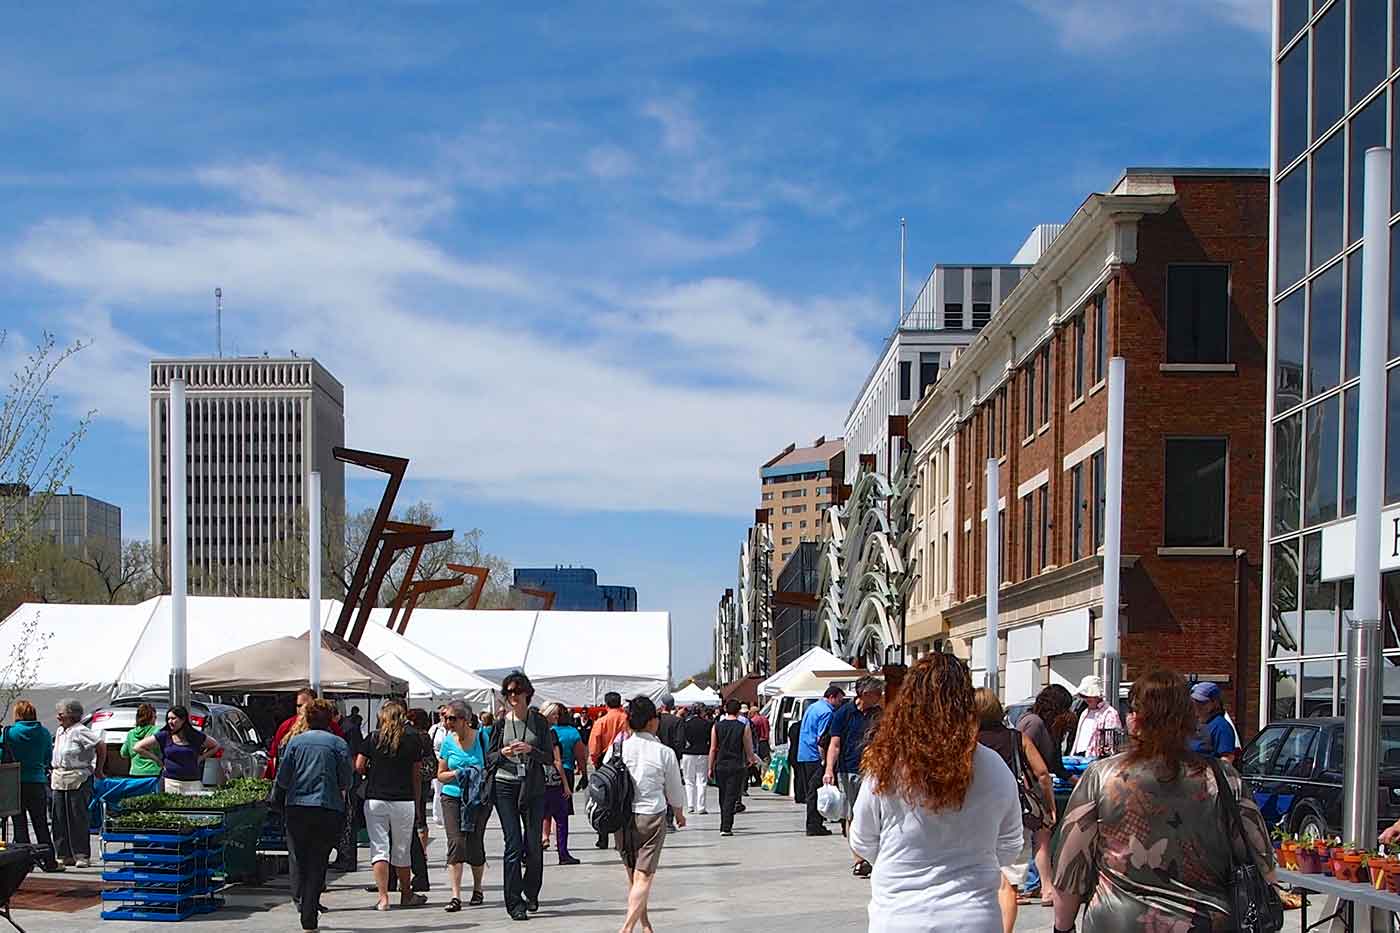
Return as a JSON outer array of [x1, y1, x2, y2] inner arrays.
[[817, 445, 919, 667], [331, 448, 409, 640], [445, 563, 493, 610], [715, 589, 738, 684], [390, 574, 465, 634], [737, 509, 774, 676], [349, 527, 453, 646]]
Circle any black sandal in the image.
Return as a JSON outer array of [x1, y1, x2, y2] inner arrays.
[[444, 898, 462, 913], [469, 891, 485, 906]]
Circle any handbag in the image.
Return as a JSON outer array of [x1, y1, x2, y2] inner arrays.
[[1012, 738, 1048, 832], [1207, 759, 1283, 933]]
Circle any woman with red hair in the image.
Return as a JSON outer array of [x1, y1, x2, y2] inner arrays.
[[849, 655, 1023, 932]]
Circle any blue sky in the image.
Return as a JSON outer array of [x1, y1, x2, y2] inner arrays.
[[0, 2, 1271, 679]]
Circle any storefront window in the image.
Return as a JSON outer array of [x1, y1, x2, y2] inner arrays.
[[1271, 538, 1301, 658], [1302, 660, 1334, 717], [1302, 533, 1337, 655], [1270, 664, 1299, 719]]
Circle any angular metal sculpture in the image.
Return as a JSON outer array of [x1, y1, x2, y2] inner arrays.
[[331, 448, 409, 640], [715, 588, 738, 684]]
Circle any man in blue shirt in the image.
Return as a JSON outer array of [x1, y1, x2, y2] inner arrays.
[[796, 685, 845, 836], [1187, 682, 1238, 764]]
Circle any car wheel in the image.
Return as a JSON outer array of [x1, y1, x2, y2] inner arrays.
[[1294, 807, 1327, 841]]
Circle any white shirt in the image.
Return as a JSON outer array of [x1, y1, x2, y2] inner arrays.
[[620, 731, 684, 816], [52, 723, 103, 781], [1071, 703, 1122, 756], [849, 744, 1023, 933], [429, 722, 447, 755]]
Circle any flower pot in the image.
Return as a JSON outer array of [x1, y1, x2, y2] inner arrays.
[[1298, 848, 1323, 873], [1386, 863, 1400, 895], [1369, 857, 1396, 891], [1337, 852, 1366, 883], [1280, 843, 1301, 871]]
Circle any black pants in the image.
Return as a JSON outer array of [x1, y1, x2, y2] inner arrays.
[[13, 783, 55, 866], [50, 780, 93, 861], [493, 781, 544, 913], [796, 762, 824, 831], [285, 806, 341, 932], [386, 832, 430, 892], [792, 756, 809, 804], [716, 767, 746, 834]]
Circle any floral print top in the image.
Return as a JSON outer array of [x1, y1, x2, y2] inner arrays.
[[1051, 754, 1274, 932]]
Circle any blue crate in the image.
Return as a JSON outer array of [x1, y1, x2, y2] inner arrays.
[[102, 867, 198, 886], [102, 849, 199, 866], [100, 903, 195, 922]]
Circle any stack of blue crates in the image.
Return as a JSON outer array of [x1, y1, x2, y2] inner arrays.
[[99, 825, 225, 922]]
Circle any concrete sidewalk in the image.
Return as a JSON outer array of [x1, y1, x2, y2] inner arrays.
[[7, 790, 1300, 932]]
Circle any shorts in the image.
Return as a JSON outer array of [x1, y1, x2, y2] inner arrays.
[[837, 773, 863, 821], [616, 811, 667, 875], [364, 798, 415, 867], [440, 794, 488, 867], [1000, 830, 1033, 887]]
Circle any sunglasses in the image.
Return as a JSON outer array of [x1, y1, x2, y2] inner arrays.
[[443, 715, 460, 722], [503, 688, 526, 697]]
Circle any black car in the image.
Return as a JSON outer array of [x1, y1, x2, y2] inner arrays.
[[1238, 717, 1400, 838]]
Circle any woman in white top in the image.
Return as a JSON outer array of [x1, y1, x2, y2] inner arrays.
[[849, 655, 1024, 933], [616, 695, 685, 933]]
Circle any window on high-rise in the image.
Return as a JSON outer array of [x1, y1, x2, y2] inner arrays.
[[1167, 265, 1231, 364], [899, 361, 912, 401], [918, 352, 940, 399], [1165, 439, 1227, 547], [971, 268, 993, 329], [944, 268, 964, 328]]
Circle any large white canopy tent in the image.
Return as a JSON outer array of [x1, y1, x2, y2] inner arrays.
[[673, 683, 720, 707], [756, 645, 862, 698], [0, 596, 667, 715]]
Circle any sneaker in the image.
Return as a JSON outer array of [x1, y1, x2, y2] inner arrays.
[[73, 859, 89, 869], [720, 830, 733, 837], [698, 808, 708, 814], [558, 855, 580, 866], [806, 827, 833, 837], [686, 807, 695, 813], [509, 906, 529, 921]]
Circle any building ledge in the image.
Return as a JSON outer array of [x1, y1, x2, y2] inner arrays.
[[1068, 396, 1085, 413], [1159, 362, 1237, 374], [945, 553, 1140, 626], [1155, 546, 1238, 558]]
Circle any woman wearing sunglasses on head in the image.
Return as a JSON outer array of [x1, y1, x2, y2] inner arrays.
[[437, 701, 489, 912], [484, 672, 558, 922]]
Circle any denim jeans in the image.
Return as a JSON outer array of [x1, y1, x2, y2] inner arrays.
[[493, 780, 544, 912]]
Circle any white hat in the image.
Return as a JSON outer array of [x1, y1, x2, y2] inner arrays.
[[1075, 675, 1105, 699]]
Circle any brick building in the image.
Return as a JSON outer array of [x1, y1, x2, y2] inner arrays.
[[906, 168, 1269, 732], [759, 437, 844, 573]]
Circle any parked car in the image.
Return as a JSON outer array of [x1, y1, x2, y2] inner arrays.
[[85, 692, 268, 784], [1237, 717, 1400, 838]]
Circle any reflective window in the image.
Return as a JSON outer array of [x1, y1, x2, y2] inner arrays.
[[1349, 93, 1387, 246], [918, 352, 939, 400], [1343, 385, 1359, 516], [1279, 36, 1310, 168], [1280, 0, 1311, 46], [1276, 289, 1306, 410], [1304, 396, 1340, 526], [1167, 265, 1230, 363], [1274, 413, 1303, 535], [1240, 723, 1288, 775], [1165, 439, 1227, 547], [1312, 2, 1346, 139], [899, 361, 911, 401], [1311, 131, 1345, 268], [1071, 463, 1085, 562], [1073, 313, 1086, 398], [972, 268, 992, 302], [1307, 261, 1342, 397], [1351, 0, 1388, 106], [1393, 223, 1400, 358], [1389, 367, 1400, 504], [1303, 550, 1339, 651], [1268, 726, 1319, 777], [1270, 663, 1300, 718], [1346, 251, 1363, 380], [1277, 165, 1308, 290]]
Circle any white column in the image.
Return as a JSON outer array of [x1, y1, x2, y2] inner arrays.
[[308, 470, 322, 696], [1343, 146, 1390, 854], [169, 378, 189, 708], [1102, 357, 1125, 708], [985, 459, 999, 695]]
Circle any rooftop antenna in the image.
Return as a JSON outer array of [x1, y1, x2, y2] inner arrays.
[[898, 218, 906, 325], [215, 288, 223, 358]]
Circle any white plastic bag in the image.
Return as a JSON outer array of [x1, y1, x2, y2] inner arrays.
[[816, 782, 846, 821]]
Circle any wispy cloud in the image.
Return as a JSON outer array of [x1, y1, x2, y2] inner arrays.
[[1023, 0, 1270, 48], [641, 97, 702, 154]]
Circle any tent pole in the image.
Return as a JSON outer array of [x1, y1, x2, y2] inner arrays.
[[309, 471, 322, 697]]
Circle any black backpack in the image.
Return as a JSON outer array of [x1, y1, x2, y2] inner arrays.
[[585, 738, 634, 835]]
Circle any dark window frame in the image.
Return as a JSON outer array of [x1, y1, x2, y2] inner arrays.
[[1022, 494, 1034, 579], [1072, 313, 1086, 399], [1164, 436, 1229, 548], [1091, 450, 1105, 551], [1037, 485, 1049, 571], [1165, 263, 1232, 364], [899, 360, 912, 401], [1071, 463, 1085, 561], [1040, 346, 1052, 428], [1024, 356, 1037, 440], [1094, 292, 1108, 383]]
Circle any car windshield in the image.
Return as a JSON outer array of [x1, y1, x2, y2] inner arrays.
[[1240, 724, 1289, 775]]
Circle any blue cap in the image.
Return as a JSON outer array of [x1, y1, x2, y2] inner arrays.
[[1190, 682, 1221, 702]]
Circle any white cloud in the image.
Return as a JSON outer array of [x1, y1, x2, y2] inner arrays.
[[1024, 0, 1270, 47], [13, 163, 869, 517], [642, 97, 702, 153], [585, 144, 636, 180]]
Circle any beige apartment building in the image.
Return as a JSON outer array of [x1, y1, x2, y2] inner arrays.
[[758, 437, 844, 574]]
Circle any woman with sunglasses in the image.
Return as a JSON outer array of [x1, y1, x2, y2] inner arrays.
[[484, 672, 558, 922], [437, 700, 489, 912]]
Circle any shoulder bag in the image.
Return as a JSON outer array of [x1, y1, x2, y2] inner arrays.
[[1207, 759, 1283, 933], [1012, 734, 1047, 832]]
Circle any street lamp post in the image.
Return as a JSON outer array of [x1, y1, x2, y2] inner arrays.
[[1102, 357, 1125, 714], [985, 459, 999, 695], [168, 377, 189, 709]]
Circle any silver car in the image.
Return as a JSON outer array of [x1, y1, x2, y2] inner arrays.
[[85, 693, 268, 784]]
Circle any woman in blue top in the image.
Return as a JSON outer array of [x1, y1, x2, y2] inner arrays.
[[435, 701, 488, 912], [3, 699, 58, 871], [133, 706, 220, 793], [540, 702, 585, 865]]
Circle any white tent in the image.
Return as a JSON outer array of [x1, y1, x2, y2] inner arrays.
[[673, 683, 719, 707], [757, 645, 862, 697], [0, 597, 668, 715]]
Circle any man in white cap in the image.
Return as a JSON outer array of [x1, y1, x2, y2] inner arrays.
[[1071, 675, 1122, 757]]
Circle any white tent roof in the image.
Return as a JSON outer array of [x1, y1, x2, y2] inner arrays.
[[757, 645, 861, 697], [673, 683, 719, 706], [0, 597, 668, 714]]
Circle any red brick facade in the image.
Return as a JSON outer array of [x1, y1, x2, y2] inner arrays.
[[948, 175, 1268, 733]]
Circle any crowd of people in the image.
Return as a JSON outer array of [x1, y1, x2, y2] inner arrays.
[[0, 658, 1291, 933]]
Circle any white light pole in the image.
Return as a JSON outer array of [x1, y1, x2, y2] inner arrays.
[[1102, 357, 1125, 711], [168, 377, 189, 708], [308, 471, 322, 697], [1343, 146, 1390, 854], [985, 459, 1000, 695]]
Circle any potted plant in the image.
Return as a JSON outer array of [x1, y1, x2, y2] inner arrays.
[[1368, 852, 1396, 892], [1278, 834, 1302, 872], [1335, 847, 1367, 884]]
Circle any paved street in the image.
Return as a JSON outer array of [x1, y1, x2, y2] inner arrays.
[[13, 790, 1309, 932]]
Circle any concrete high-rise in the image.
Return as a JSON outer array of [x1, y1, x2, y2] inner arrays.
[[759, 436, 844, 573], [0, 484, 121, 562], [148, 358, 345, 596]]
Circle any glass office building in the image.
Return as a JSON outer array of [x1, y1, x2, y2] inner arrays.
[[1265, 0, 1400, 723], [512, 567, 637, 612]]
